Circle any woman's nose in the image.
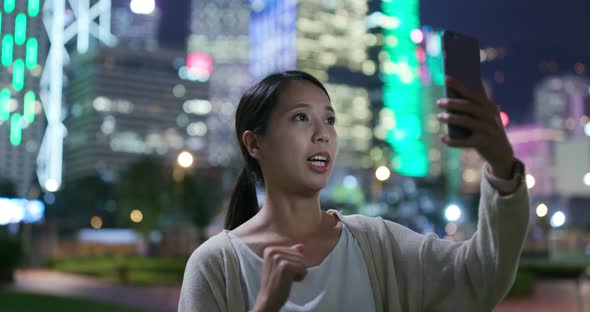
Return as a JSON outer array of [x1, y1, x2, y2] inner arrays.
[[312, 122, 330, 143]]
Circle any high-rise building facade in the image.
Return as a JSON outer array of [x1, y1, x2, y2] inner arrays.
[[506, 125, 566, 197], [63, 46, 209, 181], [249, 0, 373, 168], [366, 1, 458, 182], [111, 0, 161, 49], [534, 75, 590, 137], [187, 0, 250, 167], [0, 0, 47, 197]]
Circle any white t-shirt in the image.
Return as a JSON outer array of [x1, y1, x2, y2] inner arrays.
[[227, 223, 375, 312]]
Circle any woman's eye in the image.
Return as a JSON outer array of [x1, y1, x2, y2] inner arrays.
[[293, 113, 308, 121], [327, 116, 336, 125]]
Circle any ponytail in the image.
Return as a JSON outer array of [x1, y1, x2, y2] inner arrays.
[[224, 168, 259, 230]]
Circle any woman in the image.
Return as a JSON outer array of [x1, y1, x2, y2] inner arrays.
[[178, 71, 529, 312]]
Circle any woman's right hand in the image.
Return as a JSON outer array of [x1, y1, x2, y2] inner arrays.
[[252, 243, 307, 312]]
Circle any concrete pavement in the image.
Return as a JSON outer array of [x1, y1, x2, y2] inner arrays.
[[6, 269, 179, 312], [4, 269, 588, 312], [496, 279, 588, 312]]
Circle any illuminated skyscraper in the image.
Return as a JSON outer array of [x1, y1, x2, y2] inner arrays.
[[376, 0, 430, 178], [187, 0, 250, 166], [0, 0, 47, 197], [534, 75, 590, 137], [111, 0, 161, 49], [249, 0, 373, 168], [63, 46, 209, 181], [506, 125, 565, 197]]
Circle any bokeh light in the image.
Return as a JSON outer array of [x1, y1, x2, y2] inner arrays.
[[375, 166, 391, 181], [130, 0, 155, 15], [445, 222, 458, 235], [536, 203, 548, 217], [130, 209, 143, 223], [177, 151, 194, 168], [410, 29, 424, 43], [45, 179, 60, 192], [90, 216, 103, 229], [550, 211, 566, 228], [444, 204, 462, 222], [500, 111, 509, 127], [526, 174, 536, 189]]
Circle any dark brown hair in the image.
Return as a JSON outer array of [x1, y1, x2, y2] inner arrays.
[[224, 70, 330, 230]]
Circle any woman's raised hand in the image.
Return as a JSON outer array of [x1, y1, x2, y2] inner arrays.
[[252, 244, 307, 312], [436, 76, 516, 179]]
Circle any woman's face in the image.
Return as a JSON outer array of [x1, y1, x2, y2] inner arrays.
[[255, 80, 338, 195]]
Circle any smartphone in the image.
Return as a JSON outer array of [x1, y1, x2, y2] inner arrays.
[[442, 31, 485, 139]]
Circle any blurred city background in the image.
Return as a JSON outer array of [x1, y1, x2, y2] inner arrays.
[[0, 0, 589, 311]]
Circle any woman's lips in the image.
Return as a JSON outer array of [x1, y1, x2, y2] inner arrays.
[[307, 160, 329, 173]]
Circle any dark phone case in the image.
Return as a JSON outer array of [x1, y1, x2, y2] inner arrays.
[[442, 31, 484, 140]]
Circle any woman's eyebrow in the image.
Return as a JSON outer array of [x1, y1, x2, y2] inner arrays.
[[286, 103, 335, 113]]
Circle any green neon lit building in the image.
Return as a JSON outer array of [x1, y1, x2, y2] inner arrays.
[[380, 0, 427, 177], [1, 0, 42, 147], [0, 0, 46, 197]]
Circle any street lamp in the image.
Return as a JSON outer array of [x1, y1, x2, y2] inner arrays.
[[525, 174, 536, 189], [550, 211, 566, 228], [177, 151, 194, 168], [44, 179, 59, 192], [130, 0, 155, 15], [375, 166, 391, 181], [536, 203, 548, 218], [130, 209, 143, 223], [444, 204, 462, 222]]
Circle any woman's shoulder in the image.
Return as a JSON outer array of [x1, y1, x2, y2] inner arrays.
[[329, 209, 429, 246], [329, 209, 403, 231], [186, 231, 234, 268]]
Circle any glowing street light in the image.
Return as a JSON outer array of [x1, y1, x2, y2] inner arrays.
[[130, 0, 155, 14], [584, 172, 590, 186], [444, 204, 462, 222], [375, 166, 391, 181], [45, 179, 60, 192], [550, 211, 566, 228], [177, 151, 194, 168], [536, 203, 548, 218], [90, 216, 103, 229], [525, 174, 536, 189], [130, 209, 143, 223]]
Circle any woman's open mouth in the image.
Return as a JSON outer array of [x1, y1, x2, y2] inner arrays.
[[307, 153, 330, 173]]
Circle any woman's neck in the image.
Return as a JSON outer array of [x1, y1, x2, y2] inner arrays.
[[256, 188, 325, 241]]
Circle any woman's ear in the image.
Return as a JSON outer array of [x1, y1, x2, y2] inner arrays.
[[242, 130, 262, 160]]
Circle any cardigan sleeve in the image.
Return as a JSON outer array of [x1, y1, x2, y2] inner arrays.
[[417, 166, 530, 311], [178, 235, 228, 312]]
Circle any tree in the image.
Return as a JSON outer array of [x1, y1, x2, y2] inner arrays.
[[0, 178, 17, 198], [116, 156, 174, 238], [48, 174, 114, 226], [180, 168, 223, 242]]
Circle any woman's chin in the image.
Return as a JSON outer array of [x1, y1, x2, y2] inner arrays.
[[305, 177, 330, 192]]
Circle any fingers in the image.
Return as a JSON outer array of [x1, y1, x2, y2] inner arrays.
[[436, 112, 488, 133], [436, 98, 489, 121], [264, 245, 305, 259], [263, 245, 307, 282], [291, 243, 304, 253], [281, 260, 307, 282]]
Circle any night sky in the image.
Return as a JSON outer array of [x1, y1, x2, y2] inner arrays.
[[422, 0, 590, 124], [158, 0, 590, 125]]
